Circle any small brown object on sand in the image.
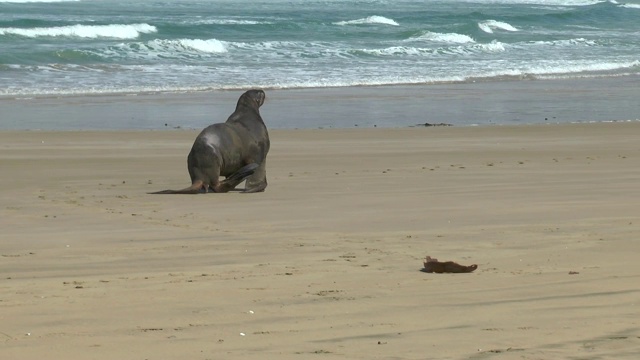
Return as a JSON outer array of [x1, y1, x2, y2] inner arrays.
[[422, 256, 477, 273]]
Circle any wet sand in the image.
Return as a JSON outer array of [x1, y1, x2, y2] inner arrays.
[[2, 123, 640, 359], [2, 75, 639, 130]]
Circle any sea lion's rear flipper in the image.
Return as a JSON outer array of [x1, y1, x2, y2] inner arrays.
[[226, 163, 259, 182], [149, 189, 177, 194], [213, 163, 259, 193], [148, 180, 205, 194]]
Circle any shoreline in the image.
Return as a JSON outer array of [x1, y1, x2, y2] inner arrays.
[[1, 117, 639, 133], [2, 71, 637, 100], [1, 75, 639, 130]]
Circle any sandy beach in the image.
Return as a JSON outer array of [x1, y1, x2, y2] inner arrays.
[[2, 123, 640, 359]]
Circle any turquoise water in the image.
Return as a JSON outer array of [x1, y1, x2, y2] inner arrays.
[[1, 0, 639, 97]]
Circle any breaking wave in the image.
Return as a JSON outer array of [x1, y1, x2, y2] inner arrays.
[[334, 15, 399, 26], [478, 20, 519, 34], [408, 31, 476, 44], [0, 24, 157, 39], [89, 38, 228, 60]]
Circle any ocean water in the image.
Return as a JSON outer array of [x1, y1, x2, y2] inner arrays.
[[1, 0, 639, 97]]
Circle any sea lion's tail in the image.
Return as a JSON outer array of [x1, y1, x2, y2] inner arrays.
[[148, 180, 206, 194]]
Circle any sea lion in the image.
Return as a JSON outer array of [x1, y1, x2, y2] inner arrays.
[[422, 256, 477, 273], [150, 89, 270, 194]]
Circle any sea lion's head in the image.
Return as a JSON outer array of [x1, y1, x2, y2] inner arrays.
[[238, 89, 265, 109]]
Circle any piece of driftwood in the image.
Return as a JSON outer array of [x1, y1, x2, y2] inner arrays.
[[422, 256, 477, 273]]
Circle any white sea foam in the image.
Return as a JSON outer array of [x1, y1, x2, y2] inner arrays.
[[228, 40, 300, 51], [334, 15, 399, 26], [1, 59, 638, 98], [172, 39, 228, 53], [409, 31, 475, 44], [462, 0, 605, 5], [358, 46, 432, 56], [0, 24, 157, 39], [100, 39, 338, 61], [619, 3, 640, 8], [191, 19, 274, 25], [0, 0, 78, 2], [469, 60, 640, 82], [512, 60, 640, 78], [447, 42, 507, 55], [478, 20, 519, 34], [529, 38, 598, 47], [358, 41, 505, 57], [477, 41, 507, 52]]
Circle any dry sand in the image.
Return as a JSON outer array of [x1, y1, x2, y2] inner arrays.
[[1, 123, 639, 359]]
